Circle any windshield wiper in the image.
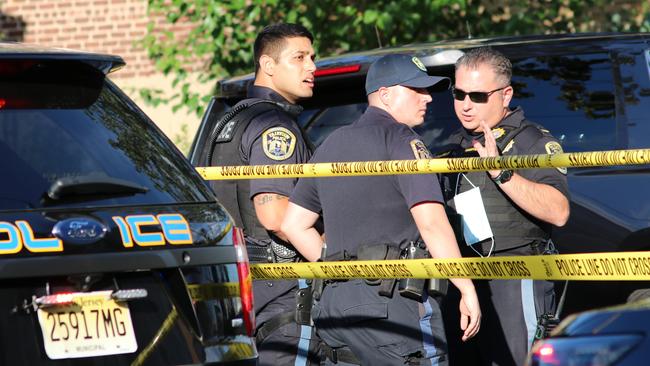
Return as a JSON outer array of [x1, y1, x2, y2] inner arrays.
[[47, 175, 148, 200]]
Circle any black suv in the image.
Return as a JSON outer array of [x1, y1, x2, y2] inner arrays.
[[0, 43, 256, 365], [191, 32, 650, 317]]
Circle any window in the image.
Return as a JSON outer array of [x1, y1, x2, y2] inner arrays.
[[303, 103, 367, 146], [0, 61, 212, 210]]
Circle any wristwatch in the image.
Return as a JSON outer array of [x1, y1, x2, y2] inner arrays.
[[492, 169, 513, 185]]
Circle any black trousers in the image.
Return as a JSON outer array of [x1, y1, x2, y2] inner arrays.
[[255, 280, 321, 366], [313, 279, 448, 366]]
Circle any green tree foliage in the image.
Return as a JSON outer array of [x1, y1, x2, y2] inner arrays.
[[141, 0, 650, 116]]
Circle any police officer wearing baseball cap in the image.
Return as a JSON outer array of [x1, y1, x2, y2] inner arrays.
[[282, 54, 481, 365]]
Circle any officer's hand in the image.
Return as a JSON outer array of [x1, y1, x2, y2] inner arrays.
[[459, 290, 481, 341], [472, 119, 501, 179]]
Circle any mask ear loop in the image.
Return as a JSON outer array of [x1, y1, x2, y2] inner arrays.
[[454, 173, 495, 258]]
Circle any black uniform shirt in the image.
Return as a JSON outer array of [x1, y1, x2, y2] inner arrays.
[[240, 86, 312, 199], [290, 106, 444, 254], [452, 107, 569, 199]]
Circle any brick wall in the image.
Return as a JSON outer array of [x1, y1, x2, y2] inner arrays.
[[0, 0, 210, 150], [0, 0, 202, 79]]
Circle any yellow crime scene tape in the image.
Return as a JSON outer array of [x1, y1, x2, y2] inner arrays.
[[196, 148, 650, 180], [249, 252, 650, 281], [195, 148, 650, 282]]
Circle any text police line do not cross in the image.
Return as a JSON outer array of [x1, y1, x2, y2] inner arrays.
[[249, 252, 650, 281], [196, 148, 650, 180]]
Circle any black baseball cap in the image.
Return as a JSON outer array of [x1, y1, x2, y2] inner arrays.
[[365, 54, 449, 95]]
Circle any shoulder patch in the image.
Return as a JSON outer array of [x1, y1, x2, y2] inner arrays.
[[410, 139, 432, 159], [262, 127, 296, 161], [545, 141, 567, 174]]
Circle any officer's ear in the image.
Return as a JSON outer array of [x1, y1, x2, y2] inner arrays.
[[259, 54, 275, 76], [378, 87, 390, 105], [502, 85, 514, 107]]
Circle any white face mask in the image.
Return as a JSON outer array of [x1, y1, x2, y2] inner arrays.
[[453, 174, 494, 255]]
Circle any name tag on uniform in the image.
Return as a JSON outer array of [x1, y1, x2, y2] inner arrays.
[[453, 187, 493, 245]]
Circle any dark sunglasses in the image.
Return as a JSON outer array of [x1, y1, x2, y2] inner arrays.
[[451, 86, 508, 103]]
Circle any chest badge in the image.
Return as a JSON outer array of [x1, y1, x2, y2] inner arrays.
[[492, 128, 506, 140], [262, 127, 296, 161]]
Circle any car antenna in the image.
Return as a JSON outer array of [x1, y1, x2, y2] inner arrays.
[[375, 25, 383, 48], [466, 20, 472, 39]]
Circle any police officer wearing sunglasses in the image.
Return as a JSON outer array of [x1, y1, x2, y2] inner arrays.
[[440, 47, 570, 366]]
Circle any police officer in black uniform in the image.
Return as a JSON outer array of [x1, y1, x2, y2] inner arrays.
[[207, 23, 319, 365], [439, 47, 570, 366], [282, 54, 481, 366]]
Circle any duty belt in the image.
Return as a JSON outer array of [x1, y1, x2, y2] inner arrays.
[[245, 236, 301, 263]]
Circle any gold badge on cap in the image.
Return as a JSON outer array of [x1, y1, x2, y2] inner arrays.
[[410, 139, 432, 159], [262, 127, 296, 161], [412, 57, 426, 72], [545, 141, 567, 174]]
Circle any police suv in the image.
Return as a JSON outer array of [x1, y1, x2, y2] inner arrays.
[[190, 32, 650, 317], [0, 43, 256, 365]]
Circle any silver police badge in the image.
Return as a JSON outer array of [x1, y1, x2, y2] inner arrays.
[[410, 139, 432, 159], [262, 127, 296, 161]]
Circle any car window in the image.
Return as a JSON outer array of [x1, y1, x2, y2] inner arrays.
[[0, 61, 212, 210], [303, 103, 367, 146], [511, 53, 617, 152]]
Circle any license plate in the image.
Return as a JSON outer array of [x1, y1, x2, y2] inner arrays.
[[37, 290, 137, 359]]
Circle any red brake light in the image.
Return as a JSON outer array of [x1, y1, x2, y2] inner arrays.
[[233, 226, 255, 337], [34, 293, 75, 308], [538, 344, 554, 357], [314, 64, 361, 77]]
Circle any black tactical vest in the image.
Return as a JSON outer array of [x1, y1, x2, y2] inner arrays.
[[207, 100, 288, 240], [441, 120, 551, 253]]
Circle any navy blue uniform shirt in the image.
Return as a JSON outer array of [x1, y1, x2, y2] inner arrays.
[[240, 85, 312, 199], [290, 106, 444, 254]]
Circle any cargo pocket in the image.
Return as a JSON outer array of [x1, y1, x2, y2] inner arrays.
[[342, 302, 388, 323]]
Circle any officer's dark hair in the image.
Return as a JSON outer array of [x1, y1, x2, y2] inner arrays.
[[455, 47, 512, 87], [253, 23, 313, 74]]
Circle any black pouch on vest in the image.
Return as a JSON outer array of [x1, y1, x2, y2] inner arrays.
[[357, 244, 400, 298]]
